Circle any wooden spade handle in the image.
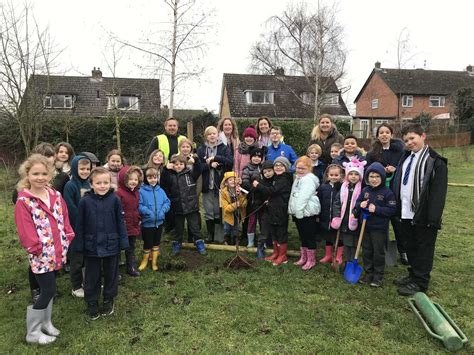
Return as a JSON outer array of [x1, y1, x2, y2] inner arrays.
[[354, 218, 367, 260]]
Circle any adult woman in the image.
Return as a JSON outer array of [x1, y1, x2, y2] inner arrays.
[[365, 123, 407, 265], [309, 114, 344, 165], [217, 117, 239, 156], [256, 116, 273, 148]]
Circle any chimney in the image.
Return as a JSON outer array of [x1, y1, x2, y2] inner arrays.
[[467, 65, 473, 74], [91, 67, 103, 81], [374, 61, 381, 70], [274, 67, 285, 76]]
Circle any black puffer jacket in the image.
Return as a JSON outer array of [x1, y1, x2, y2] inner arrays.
[[392, 148, 447, 229], [317, 181, 341, 231], [160, 163, 202, 215], [254, 172, 293, 225]]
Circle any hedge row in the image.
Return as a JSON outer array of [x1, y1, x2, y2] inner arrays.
[[0, 114, 351, 165]]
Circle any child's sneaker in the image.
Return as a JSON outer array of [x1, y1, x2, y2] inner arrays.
[[101, 299, 114, 316], [370, 279, 383, 288], [87, 302, 100, 321], [359, 273, 373, 284], [71, 287, 84, 298]]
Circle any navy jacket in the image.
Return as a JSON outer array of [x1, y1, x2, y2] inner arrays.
[[75, 189, 129, 257], [366, 139, 405, 168], [317, 181, 341, 231], [355, 162, 397, 231], [332, 149, 366, 167], [197, 142, 233, 194], [312, 161, 326, 182]]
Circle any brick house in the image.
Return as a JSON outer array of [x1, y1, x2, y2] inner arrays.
[[219, 72, 351, 121], [29, 68, 161, 118], [353, 62, 474, 138]]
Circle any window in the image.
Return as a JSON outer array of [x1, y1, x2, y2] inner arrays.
[[371, 99, 379, 109], [107, 95, 139, 111], [360, 120, 369, 138], [245, 91, 274, 104], [375, 119, 389, 125], [429, 96, 445, 107], [43, 94, 74, 109], [322, 93, 339, 106], [300, 92, 315, 105], [402, 95, 413, 107]]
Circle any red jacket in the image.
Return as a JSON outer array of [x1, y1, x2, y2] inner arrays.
[[15, 187, 74, 273], [116, 166, 141, 236]]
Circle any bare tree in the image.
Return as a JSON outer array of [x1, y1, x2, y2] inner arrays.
[[112, 0, 212, 118], [250, 1, 347, 121], [0, 1, 58, 156]]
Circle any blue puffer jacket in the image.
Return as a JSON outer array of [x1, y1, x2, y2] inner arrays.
[[266, 142, 298, 172], [355, 162, 396, 231], [288, 173, 321, 219], [75, 189, 129, 257], [139, 184, 170, 228]]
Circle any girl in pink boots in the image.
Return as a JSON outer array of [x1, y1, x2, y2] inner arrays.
[[317, 164, 345, 265], [289, 156, 321, 270]]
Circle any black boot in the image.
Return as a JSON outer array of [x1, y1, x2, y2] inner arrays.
[[224, 234, 231, 245], [125, 249, 140, 277], [206, 220, 215, 243]]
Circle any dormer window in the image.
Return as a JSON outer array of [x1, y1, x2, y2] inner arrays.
[[43, 94, 74, 109], [300, 92, 314, 105], [107, 95, 139, 111], [245, 90, 274, 104], [322, 93, 339, 106]]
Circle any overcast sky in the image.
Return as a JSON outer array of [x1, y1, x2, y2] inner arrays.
[[29, 0, 474, 114]]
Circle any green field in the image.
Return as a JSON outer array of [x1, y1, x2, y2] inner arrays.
[[0, 146, 473, 353]]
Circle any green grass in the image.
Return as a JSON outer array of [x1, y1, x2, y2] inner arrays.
[[0, 147, 473, 353]]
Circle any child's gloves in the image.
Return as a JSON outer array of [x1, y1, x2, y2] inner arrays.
[[349, 215, 358, 231], [331, 217, 341, 230]]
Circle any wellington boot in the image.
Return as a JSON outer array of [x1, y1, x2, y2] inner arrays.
[[294, 247, 308, 266], [152, 247, 160, 271], [272, 243, 288, 266], [138, 250, 150, 271], [41, 299, 60, 337], [26, 306, 56, 344], [302, 249, 317, 271], [335, 246, 344, 265], [265, 241, 279, 261], [319, 245, 333, 263]]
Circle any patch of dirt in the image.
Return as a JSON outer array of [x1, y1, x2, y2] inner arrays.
[[224, 254, 254, 269], [162, 250, 208, 271]]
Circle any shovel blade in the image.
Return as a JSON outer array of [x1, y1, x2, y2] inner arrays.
[[344, 260, 363, 284]]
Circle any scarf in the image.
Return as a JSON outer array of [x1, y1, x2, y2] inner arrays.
[[411, 145, 429, 212], [206, 143, 218, 190]]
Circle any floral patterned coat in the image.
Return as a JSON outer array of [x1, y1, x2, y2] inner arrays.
[[14, 188, 74, 274]]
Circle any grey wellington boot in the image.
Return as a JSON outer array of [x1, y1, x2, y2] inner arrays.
[[26, 306, 56, 344], [41, 299, 60, 337]]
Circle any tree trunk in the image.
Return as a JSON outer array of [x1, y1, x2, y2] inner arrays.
[[169, 0, 178, 119], [115, 114, 122, 151]]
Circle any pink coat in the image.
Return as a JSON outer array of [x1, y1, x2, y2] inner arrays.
[[15, 188, 74, 274], [233, 150, 251, 178]]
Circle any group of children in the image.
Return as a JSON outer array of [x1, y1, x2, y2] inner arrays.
[[13, 122, 445, 345]]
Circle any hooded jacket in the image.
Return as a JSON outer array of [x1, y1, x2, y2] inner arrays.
[[332, 149, 366, 167], [15, 187, 74, 273], [74, 189, 129, 257], [317, 181, 342, 231], [288, 173, 321, 219], [116, 166, 142, 236], [355, 162, 397, 231], [160, 162, 202, 215], [220, 171, 247, 226], [197, 142, 233, 194], [63, 155, 91, 230], [254, 171, 293, 225], [266, 142, 298, 172], [392, 147, 447, 229], [138, 179, 170, 228]]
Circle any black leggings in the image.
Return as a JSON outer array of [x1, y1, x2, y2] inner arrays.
[[295, 217, 318, 249], [142, 226, 163, 249], [33, 271, 56, 309], [28, 266, 40, 291]]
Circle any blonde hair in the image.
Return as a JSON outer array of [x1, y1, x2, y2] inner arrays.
[[310, 114, 335, 141], [203, 126, 218, 139], [89, 167, 111, 183], [295, 156, 313, 170], [178, 138, 194, 151], [217, 117, 239, 141], [146, 149, 165, 168], [17, 154, 53, 191], [307, 143, 322, 156]]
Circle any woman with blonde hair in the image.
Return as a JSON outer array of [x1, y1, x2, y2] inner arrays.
[[309, 114, 344, 165]]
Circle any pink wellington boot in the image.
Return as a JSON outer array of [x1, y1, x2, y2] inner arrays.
[[302, 249, 317, 271], [294, 247, 308, 266], [335, 246, 344, 265], [319, 245, 333, 263]]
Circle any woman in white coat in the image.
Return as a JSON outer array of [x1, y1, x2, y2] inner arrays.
[[288, 156, 321, 270]]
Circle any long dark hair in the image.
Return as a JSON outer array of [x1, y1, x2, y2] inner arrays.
[[371, 123, 394, 163]]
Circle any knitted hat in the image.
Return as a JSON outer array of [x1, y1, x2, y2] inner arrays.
[[250, 147, 264, 158], [342, 158, 367, 179], [273, 156, 291, 171], [243, 126, 257, 140], [262, 160, 274, 171]]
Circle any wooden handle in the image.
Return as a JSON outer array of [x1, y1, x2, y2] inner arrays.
[[354, 218, 367, 260]]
